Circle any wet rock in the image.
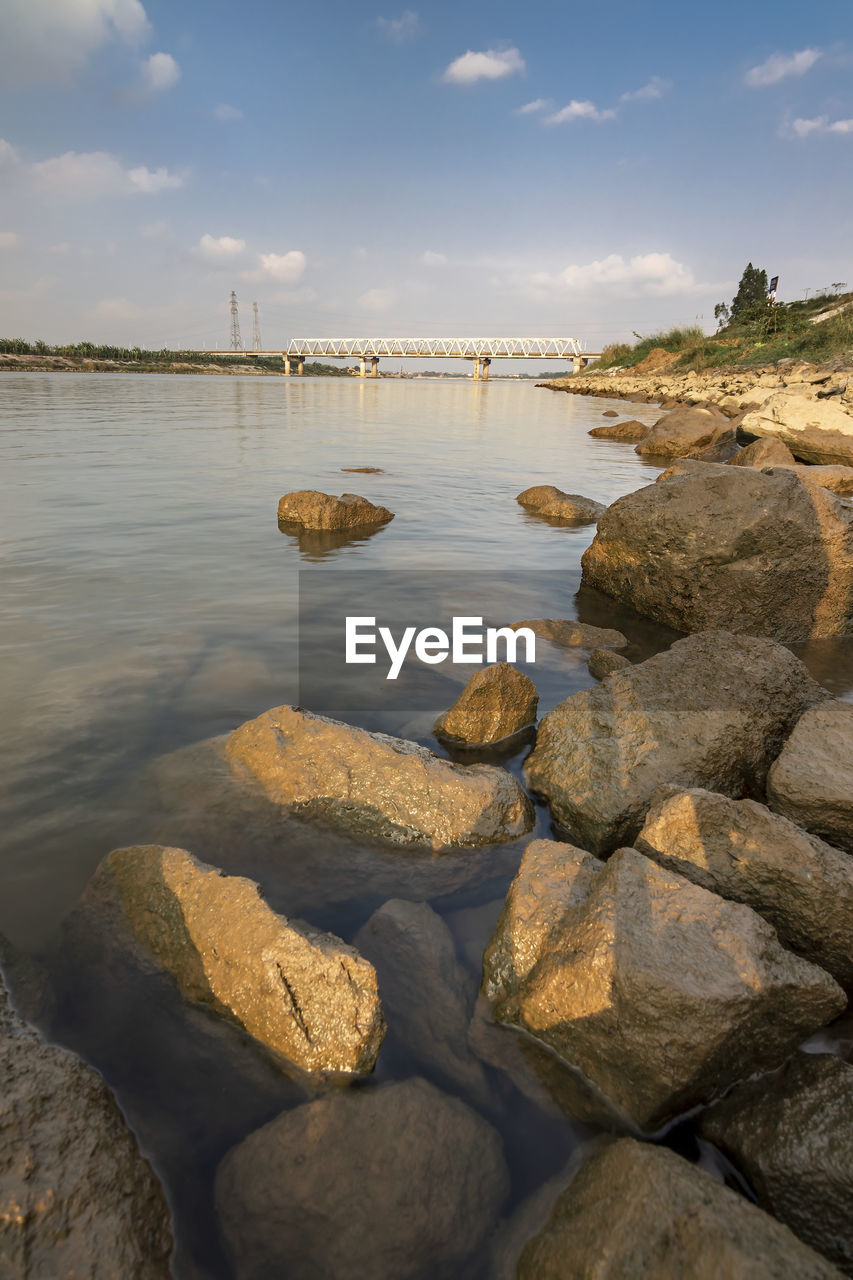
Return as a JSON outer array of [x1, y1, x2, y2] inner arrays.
[[586, 647, 631, 679], [696, 434, 742, 462], [0, 967, 173, 1278], [602, 409, 620, 416], [492, 847, 845, 1130], [728, 436, 798, 468], [701, 1053, 853, 1276], [767, 700, 853, 853], [582, 461, 853, 640], [433, 662, 537, 747], [524, 631, 826, 854], [636, 786, 853, 988], [509, 617, 627, 652], [516, 485, 605, 523], [635, 404, 733, 459], [741, 390, 853, 465], [225, 704, 534, 849], [215, 1077, 509, 1280], [341, 466, 384, 473], [277, 489, 393, 530], [518, 1138, 843, 1279], [78, 844, 385, 1074], [588, 418, 650, 441]]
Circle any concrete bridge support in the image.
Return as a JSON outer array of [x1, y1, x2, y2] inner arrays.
[[371, 357, 379, 378], [472, 356, 491, 380], [481, 357, 491, 380], [283, 355, 291, 375], [359, 357, 367, 378], [297, 356, 305, 376], [574, 356, 588, 374]]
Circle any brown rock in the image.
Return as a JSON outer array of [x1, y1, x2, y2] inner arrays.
[[79, 844, 385, 1074], [516, 485, 605, 522], [225, 704, 534, 849], [588, 418, 650, 441], [0, 968, 173, 1278], [701, 1053, 853, 1276], [433, 662, 537, 746], [740, 390, 853, 465], [586, 647, 631, 679], [774, 463, 853, 496], [509, 618, 627, 651], [602, 409, 620, 416], [728, 436, 798, 468], [767, 700, 853, 852], [494, 847, 845, 1130], [341, 466, 384, 473], [518, 1138, 843, 1279], [277, 489, 393, 530], [582, 461, 853, 641], [635, 404, 733, 459], [215, 1078, 509, 1280], [524, 630, 826, 854], [695, 435, 742, 462], [636, 786, 853, 988]]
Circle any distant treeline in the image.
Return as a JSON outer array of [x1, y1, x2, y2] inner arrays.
[[0, 339, 351, 376]]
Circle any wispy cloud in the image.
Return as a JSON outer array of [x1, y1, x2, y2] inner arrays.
[[31, 149, 184, 197], [195, 234, 247, 263], [527, 251, 724, 298], [140, 51, 180, 92], [620, 76, 672, 102], [544, 100, 615, 125], [790, 115, 853, 137], [257, 251, 307, 283], [515, 98, 549, 115], [443, 48, 524, 85], [0, 231, 20, 247], [213, 103, 243, 121], [377, 10, 421, 42], [0, 0, 149, 89], [745, 48, 821, 87]]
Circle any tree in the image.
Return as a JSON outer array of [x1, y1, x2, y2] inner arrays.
[[729, 262, 769, 324]]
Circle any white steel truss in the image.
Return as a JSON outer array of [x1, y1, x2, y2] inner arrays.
[[283, 337, 587, 359]]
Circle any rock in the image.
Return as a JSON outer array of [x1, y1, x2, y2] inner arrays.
[[602, 409, 619, 416], [636, 786, 853, 988], [277, 489, 393, 530], [516, 485, 605, 523], [728, 436, 798, 468], [433, 662, 538, 747], [767, 700, 853, 853], [524, 630, 826, 854], [588, 418, 650, 441], [696, 435, 742, 462], [509, 618, 627, 652], [215, 1078, 509, 1280], [635, 404, 734, 459], [740, 390, 853, 465], [582, 461, 853, 641], [775, 463, 853, 497], [482, 839, 603, 1005], [354, 899, 488, 1100], [701, 1053, 853, 1276], [77, 844, 385, 1075], [0, 967, 173, 1278], [341, 466, 384, 473], [518, 1138, 843, 1279], [225, 704, 534, 849], [587, 647, 631, 679], [490, 846, 845, 1129]]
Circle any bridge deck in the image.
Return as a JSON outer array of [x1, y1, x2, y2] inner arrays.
[[190, 338, 597, 360]]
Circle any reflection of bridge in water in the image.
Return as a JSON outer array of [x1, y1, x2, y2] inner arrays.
[[192, 338, 600, 379]]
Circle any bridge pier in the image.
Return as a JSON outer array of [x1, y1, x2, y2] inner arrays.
[[282, 355, 291, 376], [574, 356, 588, 374], [472, 357, 480, 380], [359, 357, 367, 378], [371, 357, 379, 378], [297, 356, 305, 376], [481, 357, 491, 381]]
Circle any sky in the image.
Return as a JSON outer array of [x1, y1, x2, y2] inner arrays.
[[0, 0, 851, 356]]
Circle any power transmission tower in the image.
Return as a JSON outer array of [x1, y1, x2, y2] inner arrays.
[[252, 301, 261, 351], [229, 290, 244, 351]]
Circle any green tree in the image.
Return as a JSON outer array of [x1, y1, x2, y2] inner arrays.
[[729, 262, 769, 324]]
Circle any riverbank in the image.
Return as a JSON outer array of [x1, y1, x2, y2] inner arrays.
[[0, 353, 325, 376]]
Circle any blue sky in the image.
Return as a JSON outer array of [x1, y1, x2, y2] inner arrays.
[[0, 0, 851, 353]]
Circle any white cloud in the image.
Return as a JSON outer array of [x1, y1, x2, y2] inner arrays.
[[620, 76, 671, 102], [195, 234, 247, 263], [530, 251, 717, 298], [377, 10, 421, 42], [420, 250, 447, 265], [791, 115, 853, 137], [745, 48, 821, 87], [358, 287, 396, 312], [259, 251, 307, 283], [30, 149, 183, 197], [516, 98, 549, 115], [126, 165, 183, 192], [443, 48, 524, 85], [544, 100, 616, 125], [213, 103, 243, 121], [0, 0, 149, 88], [0, 232, 20, 247], [141, 51, 180, 92]]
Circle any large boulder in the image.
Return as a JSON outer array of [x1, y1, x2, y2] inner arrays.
[[728, 435, 797, 468], [636, 786, 853, 988], [767, 700, 853, 852], [277, 489, 393, 530], [582, 461, 853, 640], [702, 1053, 853, 1277], [215, 1078, 509, 1280], [524, 631, 826, 855], [225, 705, 534, 849], [740, 390, 853, 465], [518, 1138, 843, 1279], [77, 844, 385, 1074], [635, 404, 733, 459], [516, 485, 605, 523], [433, 662, 537, 747], [777, 464, 853, 496], [489, 847, 845, 1130], [0, 968, 173, 1278], [588, 419, 650, 441]]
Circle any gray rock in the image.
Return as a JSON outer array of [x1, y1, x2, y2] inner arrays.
[[277, 489, 393, 529], [524, 631, 826, 854], [587, 647, 631, 679], [767, 700, 853, 852], [215, 1078, 509, 1280], [433, 662, 537, 747], [516, 485, 605, 522]]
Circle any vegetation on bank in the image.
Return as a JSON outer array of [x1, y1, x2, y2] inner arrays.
[[0, 339, 349, 376]]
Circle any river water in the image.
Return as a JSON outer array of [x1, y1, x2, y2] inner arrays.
[[1, 372, 849, 1277]]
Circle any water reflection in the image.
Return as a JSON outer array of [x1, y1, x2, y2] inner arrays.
[[277, 519, 392, 561]]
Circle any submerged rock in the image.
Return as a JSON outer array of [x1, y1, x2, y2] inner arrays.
[[433, 662, 537, 747], [586, 647, 631, 679], [215, 1078, 509, 1280], [702, 1053, 853, 1276], [588, 419, 650, 441], [508, 617, 627, 652], [524, 630, 825, 855], [635, 404, 733, 459], [727, 435, 797, 468], [516, 485, 605, 523], [582, 461, 853, 640], [740, 390, 853, 465], [277, 489, 394, 530], [0, 968, 173, 1278], [518, 1138, 843, 1279], [225, 704, 534, 849], [490, 846, 845, 1130], [636, 786, 853, 988], [77, 844, 385, 1074], [767, 700, 853, 853]]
